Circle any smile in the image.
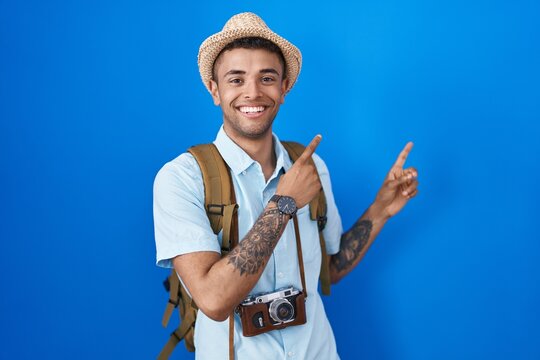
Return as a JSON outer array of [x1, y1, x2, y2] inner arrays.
[[238, 106, 266, 114]]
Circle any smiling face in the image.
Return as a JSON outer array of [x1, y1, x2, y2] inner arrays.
[[209, 48, 289, 143]]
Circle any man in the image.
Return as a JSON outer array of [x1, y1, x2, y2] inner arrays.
[[154, 12, 418, 359]]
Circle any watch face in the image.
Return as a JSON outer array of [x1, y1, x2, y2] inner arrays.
[[277, 196, 297, 215]]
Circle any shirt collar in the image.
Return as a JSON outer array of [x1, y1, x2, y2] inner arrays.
[[213, 126, 293, 176]]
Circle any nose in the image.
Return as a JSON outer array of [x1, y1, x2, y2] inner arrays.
[[243, 79, 262, 99]]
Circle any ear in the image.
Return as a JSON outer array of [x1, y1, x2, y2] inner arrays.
[[279, 78, 290, 104], [209, 80, 221, 106]]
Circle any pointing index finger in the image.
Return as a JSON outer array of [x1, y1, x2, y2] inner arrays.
[[298, 134, 322, 162], [392, 141, 414, 169]]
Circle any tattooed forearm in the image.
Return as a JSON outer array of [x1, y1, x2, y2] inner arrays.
[[331, 219, 373, 272], [227, 207, 286, 276]]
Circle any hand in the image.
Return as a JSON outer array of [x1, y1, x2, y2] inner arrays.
[[276, 135, 322, 209], [373, 142, 419, 219]]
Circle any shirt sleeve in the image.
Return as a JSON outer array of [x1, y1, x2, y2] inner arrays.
[[153, 153, 221, 268], [312, 153, 343, 255]]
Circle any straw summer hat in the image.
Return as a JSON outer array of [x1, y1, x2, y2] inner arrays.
[[197, 12, 302, 94]]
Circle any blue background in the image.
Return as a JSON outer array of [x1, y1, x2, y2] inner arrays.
[[1, 1, 539, 359]]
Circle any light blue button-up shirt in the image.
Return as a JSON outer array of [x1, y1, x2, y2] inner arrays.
[[154, 126, 343, 359]]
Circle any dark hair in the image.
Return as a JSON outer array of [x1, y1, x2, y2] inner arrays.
[[212, 37, 287, 81]]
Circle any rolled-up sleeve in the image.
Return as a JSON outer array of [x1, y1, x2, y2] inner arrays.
[[153, 153, 220, 268], [312, 154, 343, 255]]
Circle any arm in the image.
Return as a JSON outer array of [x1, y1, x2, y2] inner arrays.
[[173, 135, 323, 321], [330, 142, 419, 283], [173, 203, 288, 321]]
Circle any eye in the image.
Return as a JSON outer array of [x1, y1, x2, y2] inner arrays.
[[228, 78, 242, 85], [261, 76, 275, 83]]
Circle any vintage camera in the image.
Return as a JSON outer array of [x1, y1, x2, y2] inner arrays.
[[237, 286, 306, 337]]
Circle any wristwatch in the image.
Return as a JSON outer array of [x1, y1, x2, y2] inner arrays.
[[269, 194, 297, 218]]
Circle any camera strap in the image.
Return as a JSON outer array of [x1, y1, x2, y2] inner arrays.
[[227, 181, 306, 359], [292, 215, 308, 297]]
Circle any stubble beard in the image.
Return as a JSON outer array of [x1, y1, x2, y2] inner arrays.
[[223, 108, 278, 140]]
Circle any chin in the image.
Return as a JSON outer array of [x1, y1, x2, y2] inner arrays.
[[239, 127, 272, 139], [226, 119, 275, 140]]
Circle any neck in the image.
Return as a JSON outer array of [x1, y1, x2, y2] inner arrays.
[[224, 127, 276, 181]]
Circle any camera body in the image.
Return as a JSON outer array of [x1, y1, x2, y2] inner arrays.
[[237, 286, 306, 337]]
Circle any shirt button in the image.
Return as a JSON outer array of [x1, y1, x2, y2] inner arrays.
[[288, 351, 295, 357], [242, 171, 247, 175], [278, 272, 284, 278]]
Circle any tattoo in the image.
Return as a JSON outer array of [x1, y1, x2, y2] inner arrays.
[[227, 208, 285, 276], [331, 219, 373, 272]]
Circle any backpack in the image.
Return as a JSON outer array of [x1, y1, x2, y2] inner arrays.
[[158, 141, 331, 359]]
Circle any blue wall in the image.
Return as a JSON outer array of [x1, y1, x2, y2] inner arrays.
[[1, 1, 539, 359]]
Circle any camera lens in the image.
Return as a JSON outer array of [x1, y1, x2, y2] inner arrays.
[[268, 299, 294, 323]]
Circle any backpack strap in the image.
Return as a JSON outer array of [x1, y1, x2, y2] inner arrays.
[[190, 144, 239, 360], [189, 144, 239, 255], [159, 274, 199, 359], [281, 141, 331, 295], [159, 143, 239, 359], [161, 272, 180, 328], [158, 283, 198, 359]]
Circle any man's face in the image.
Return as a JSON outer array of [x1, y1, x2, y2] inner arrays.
[[209, 48, 288, 141]]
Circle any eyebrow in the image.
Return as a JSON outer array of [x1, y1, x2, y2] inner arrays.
[[223, 70, 246, 77], [223, 68, 281, 77], [259, 68, 280, 76]]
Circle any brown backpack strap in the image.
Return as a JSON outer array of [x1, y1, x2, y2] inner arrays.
[[158, 285, 198, 359], [281, 141, 331, 295], [158, 144, 238, 360], [311, 192, 330, 295], [189, 144, 237, 235], [161, 272, 179, 328], [191, 143, 239, 360]]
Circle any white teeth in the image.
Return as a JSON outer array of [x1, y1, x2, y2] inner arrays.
[[239, 106, 265, 113]]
